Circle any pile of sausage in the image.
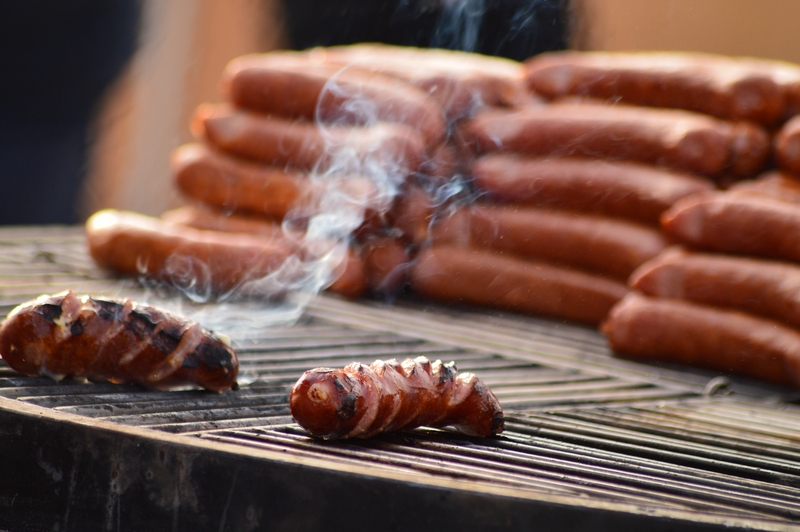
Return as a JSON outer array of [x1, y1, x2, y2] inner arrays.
[[81, 44, 800, 387]]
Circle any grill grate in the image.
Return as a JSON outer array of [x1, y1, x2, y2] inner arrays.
[[2, 227, 800, 530]]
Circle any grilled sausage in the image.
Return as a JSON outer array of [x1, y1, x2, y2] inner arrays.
[[0, 291, 238, 391], [290, 355, 503, 439], [223, 51, 446, 146], [460, 102, 756, 177], [410, 246, 628, 325], [86, 209, 294, 298], [171, 143, 385, 221], [631, 247, 800, 330], [602, 293, 800, 387], [431, 204, 668, 281], [470, 154, 715, 225], [194, 104, 426, 177], [310, 43, 529, 119], [661, 192, 800, 262], [525, 51, 787, 125]]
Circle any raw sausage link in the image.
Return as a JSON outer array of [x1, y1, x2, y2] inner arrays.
[[194, 104, 426, 176], [0, 291, 238, 391], [631, 247, 800, 330], [660, 192, 800, 262], [728, 170, 800, 204], [431, 204, 668, 280], [223, 51, 446, 146], [86, 209, 293, 297], [460, 102, 749, 177], [310, 43, 529, 120], [602, 293, 800, 387], [290, 355, 503, 439], [171, 143, 384, 221], [525, 51, 787, 125], [470, 154, 715, 225], [410, 246, 628, 325]]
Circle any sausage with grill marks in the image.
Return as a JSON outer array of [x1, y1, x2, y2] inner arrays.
[[0, 291, 238, 391], [290, 355, 503, 439]]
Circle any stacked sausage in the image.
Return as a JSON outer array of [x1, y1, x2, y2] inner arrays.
[[524, 51, 800, 386]]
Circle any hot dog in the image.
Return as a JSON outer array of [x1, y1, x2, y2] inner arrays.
[[309, 43, 529, 119], [631, 247, 800, 330], [661, 192, 800, 262], [290, 355, 503, 439], [431, 204, 668, 280], [222, 52, 446, 146], [525, 51, 787, 125], [171, 143, 385, 221], [0, 291, 238, 392], [602, 293, 800, 387], [86, 209, 294, 298], [470, 154, 715, 225], [460, 102, 761, 177], [194, 104, 426, 177], [410, 246, 628, 325]]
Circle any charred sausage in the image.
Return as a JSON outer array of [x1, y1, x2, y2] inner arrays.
[[290, 355, 503, 439], [0, 291, 238, 391]]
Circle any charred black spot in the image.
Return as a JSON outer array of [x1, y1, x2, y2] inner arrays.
[[151, 331, 180, 355], [70, 319, 84, 336], [182, 339, 235, 369], [492, 413, 505, 435], [126, 310, 157, 339], [91, 299, 123, 321], [439, 362, 457, 384], [332, 376, 346, 392], [38, 303, 62, 322], [337, 392, 357, 421]]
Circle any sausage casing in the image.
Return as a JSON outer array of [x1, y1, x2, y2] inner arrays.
[[290, 356, 503, 439], [0, 291, 238, 391]]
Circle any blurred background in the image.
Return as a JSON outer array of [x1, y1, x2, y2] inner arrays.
[[5, 0, 800, 225]]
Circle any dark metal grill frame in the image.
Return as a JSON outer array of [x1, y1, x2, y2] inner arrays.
[[1, 227, 800, 531]]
